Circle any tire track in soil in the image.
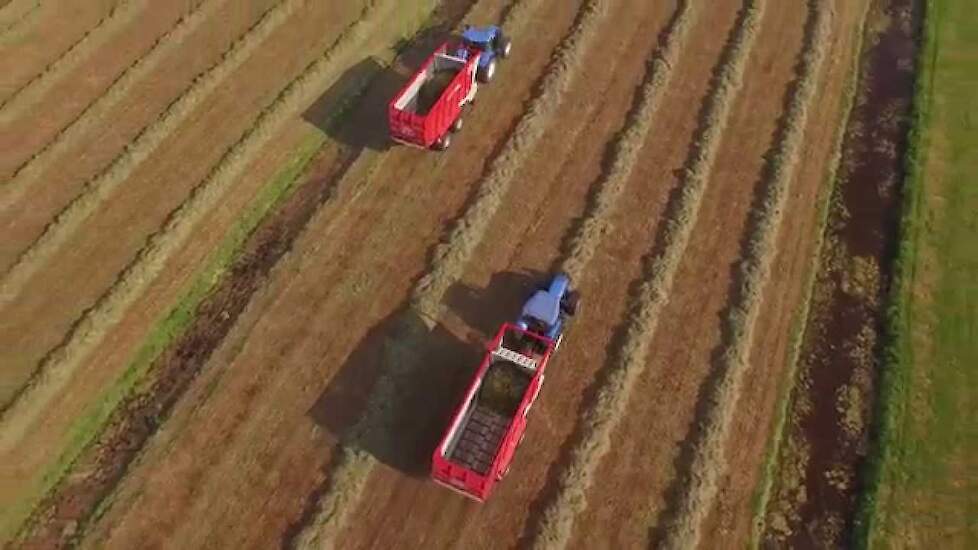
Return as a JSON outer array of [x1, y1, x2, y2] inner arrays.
[[0, 0, 221, 202], [0, 0, 367, 451], [330, 2, 686, 548], [0, 0, 145, 124], [660, 2, 832, 547], [292, 2, 611, 546], [74, 0, 548, 548]]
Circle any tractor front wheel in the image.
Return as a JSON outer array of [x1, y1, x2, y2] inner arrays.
[[561, 290, 581, 317]]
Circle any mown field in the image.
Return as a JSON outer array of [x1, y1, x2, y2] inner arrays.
[[0, 0, 919, 548]]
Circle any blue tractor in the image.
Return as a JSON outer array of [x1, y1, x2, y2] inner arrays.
[[455, 25, 512, 83], [515, 272, 580, 351]]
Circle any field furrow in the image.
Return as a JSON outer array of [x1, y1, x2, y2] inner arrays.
[[0, 0, 374, 540], [0, 0, 303, 301], [0, 1, 121, 101], [0, 0, 145, 124], [0, 0, 372, 444], [0, 0, 220, 190], [565, 1, 862, 548], [660, 2, 832, 547]]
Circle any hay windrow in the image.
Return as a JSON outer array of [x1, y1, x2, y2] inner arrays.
[[0, 0, 224, 212], [0, 0, 393, 454], [0, 0, 145, 123], [293, 1, 615, 546], [410, 0, 609, 320], [662, 2, 833, 548], [0, 0, 304, 306], [527, 1, 767, 547]]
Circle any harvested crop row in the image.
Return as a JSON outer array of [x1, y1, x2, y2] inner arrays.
[[558, 0, 694, 281], [0, 0, 38, 38], [291, 2, 610, 547], [0, 0, 144, 121], [0, 0, 222, 212], [0, 0, 397, 454], [660, 2, 832, 549], [410, 0, 607, 319], [0, 0, 300, 307], [527, 1, 766, 548]]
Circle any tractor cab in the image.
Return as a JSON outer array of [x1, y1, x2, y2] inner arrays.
[[515, 272, 579, 350], [456, 25, 512, 82]]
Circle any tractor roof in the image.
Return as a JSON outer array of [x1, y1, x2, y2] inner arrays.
[[522, 290, 560, 327], [461, 26, 496, 45]]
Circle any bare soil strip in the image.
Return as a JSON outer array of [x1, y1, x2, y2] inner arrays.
[[521, 2, 765, 548], [760, 0, 920, 546], [0, 0, 300, 302], [659, 2, 832, 547], [0, 0, 145, 123], [0, 0, 222, 208], [292, 2, 612, 546]]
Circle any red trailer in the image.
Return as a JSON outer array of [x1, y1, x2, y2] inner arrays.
[[387, 40, 482, 151], [431, 323, 555, 501]]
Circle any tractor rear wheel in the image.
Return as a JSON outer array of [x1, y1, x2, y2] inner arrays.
[[561, 290, 580, 317], [477, 59, 496, 83]]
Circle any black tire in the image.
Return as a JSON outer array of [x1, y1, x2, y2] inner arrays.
[[477, 59, 496, 83], [450, 116, 463, 133], [561, 290, 580, 317], [498, 36, 512, 58], [433, 133, 452, 151]]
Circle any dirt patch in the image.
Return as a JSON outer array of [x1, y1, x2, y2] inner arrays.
[[761, 0, 922, 547]]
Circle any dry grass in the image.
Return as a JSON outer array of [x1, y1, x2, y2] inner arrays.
[[528, 1, 766, 547], [292, 1, 615, 547], [0, 0, 394, 455], [0, 0, 303, 307], [661, 2, 833, 548], [0, 0, 144, 122], [411, 0, 609, 320], [0, 0, 223, 212], [0, 0, 40, 41], [558, 0, 694, 280]]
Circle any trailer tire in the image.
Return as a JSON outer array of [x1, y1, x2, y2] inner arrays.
[[450, 116, 463, 133], [499, 37, 512, 58], [433, 133, 452, 151], [477, 59, 496, 83]]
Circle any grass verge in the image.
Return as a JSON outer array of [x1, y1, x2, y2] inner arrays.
[[855, 0, 978, 546]]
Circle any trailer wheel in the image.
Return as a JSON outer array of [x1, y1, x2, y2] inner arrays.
[[433, 133, 452, 151], [499, 37, 512, 58], [477, 59, 496, 83], [450, 116, 464, 133]]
